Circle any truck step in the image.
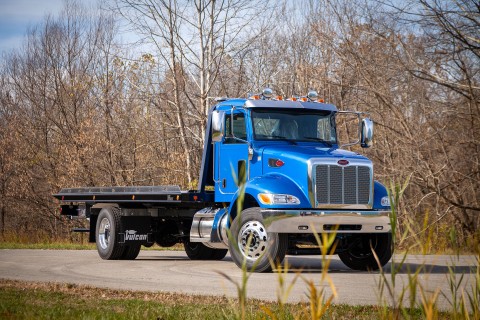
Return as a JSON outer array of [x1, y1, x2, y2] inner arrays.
[[72, 228, 90, 233]]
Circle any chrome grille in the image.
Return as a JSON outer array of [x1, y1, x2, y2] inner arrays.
[[315, 164, 371, 206]]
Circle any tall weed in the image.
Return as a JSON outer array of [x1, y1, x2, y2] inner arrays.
[[299, 228, 338, 320]]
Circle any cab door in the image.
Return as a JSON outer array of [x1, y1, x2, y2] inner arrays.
[[214, 110, 249, 202]]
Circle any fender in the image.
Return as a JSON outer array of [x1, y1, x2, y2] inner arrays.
[[228, 173, 310, 220], [373, 181, 391, 210]]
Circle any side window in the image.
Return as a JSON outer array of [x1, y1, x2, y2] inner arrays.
[[225, 113, 247, 143]]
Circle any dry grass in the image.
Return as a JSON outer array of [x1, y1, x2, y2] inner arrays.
[[0, 279, 433, 319]]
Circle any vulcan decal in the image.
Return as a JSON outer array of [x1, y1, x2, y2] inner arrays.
[[119, 230, 150, 242]]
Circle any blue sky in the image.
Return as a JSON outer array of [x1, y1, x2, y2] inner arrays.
[[0, 0, 108, 54], [0, 0, 145, 55], [0, 0, 66, 53]]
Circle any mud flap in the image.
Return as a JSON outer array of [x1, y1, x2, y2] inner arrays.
[[118, 216, 154, 245]]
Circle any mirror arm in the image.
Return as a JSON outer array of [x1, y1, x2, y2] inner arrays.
[[338, 111, 362, 148]]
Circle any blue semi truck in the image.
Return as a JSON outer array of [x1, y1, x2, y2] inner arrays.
[[54, 89, 392, 272]]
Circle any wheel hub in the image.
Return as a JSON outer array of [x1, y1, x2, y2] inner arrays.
[[98, 217, 111, 250], [238, 220, 268, 260]]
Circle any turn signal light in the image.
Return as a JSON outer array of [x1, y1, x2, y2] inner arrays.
[[258, 193, 272, 204], [257, 193, 300, 205]]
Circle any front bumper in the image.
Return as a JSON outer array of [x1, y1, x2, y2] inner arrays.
[[261, 209, 391, 233]]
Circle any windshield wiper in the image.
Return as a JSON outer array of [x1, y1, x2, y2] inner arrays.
[[269, 135, 297, 145], [301, 136, 333, 147]]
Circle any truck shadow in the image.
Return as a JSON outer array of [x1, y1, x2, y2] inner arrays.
[[280, 256, 477, 274], [134, 254, 477, 275]]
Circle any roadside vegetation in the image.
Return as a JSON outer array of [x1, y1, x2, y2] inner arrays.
[[0, 279, 445, 320]]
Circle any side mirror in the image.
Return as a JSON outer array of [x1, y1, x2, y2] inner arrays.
[[212, 111, 225, 143], [361, 118, 374, 148]]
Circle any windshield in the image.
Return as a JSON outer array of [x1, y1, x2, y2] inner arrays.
[[251, 108, 337, 145]]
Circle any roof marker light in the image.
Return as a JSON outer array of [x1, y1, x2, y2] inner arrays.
[[307, 90, 318, 101], [262, 88, 273, 99]]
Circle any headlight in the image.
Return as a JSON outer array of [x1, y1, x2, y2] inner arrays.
[[258, 193, 300, 205], [381, 196, 390, 207]]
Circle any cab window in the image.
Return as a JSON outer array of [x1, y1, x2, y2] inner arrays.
[[225, 113, 247, 143]]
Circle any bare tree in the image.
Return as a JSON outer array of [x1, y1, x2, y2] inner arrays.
[[114, 0, 266, 186]]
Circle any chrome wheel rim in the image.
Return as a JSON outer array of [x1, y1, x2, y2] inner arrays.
[[98, 217, 111, 250], [238, 220, 268, 260]]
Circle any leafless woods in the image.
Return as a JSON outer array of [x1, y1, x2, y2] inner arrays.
[[0, 0, 478, 249]]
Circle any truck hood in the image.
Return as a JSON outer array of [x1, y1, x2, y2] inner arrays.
[[259, 144, 370, 163]]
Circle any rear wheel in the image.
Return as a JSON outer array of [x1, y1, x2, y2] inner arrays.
[[183, 240, 228, 260], [229, 207, 287, 273], [96, 207, 125, 260], [121, 245, 141, 260], [338, 233, 393, 271]]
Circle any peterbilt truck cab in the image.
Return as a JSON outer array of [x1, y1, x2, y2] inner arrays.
[[197, 90, 392, 272]]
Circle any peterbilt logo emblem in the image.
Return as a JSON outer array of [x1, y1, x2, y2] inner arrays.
[[337, 159, 349, 166]]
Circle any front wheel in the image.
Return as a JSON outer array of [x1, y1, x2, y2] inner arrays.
[[229, 207, 287, 273], [338, 233, 393, 271]]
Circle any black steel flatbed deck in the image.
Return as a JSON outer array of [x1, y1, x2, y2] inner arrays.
[[53, 185, 214, 206]]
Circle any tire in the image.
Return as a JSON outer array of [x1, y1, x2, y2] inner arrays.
[[338, 233, 393, 271], [210, 248, 228, 260], [229, 207, 287, 273], [121, 245, 141, 260], [183, 239, 228, 260], [95, 206, 125, 260]]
